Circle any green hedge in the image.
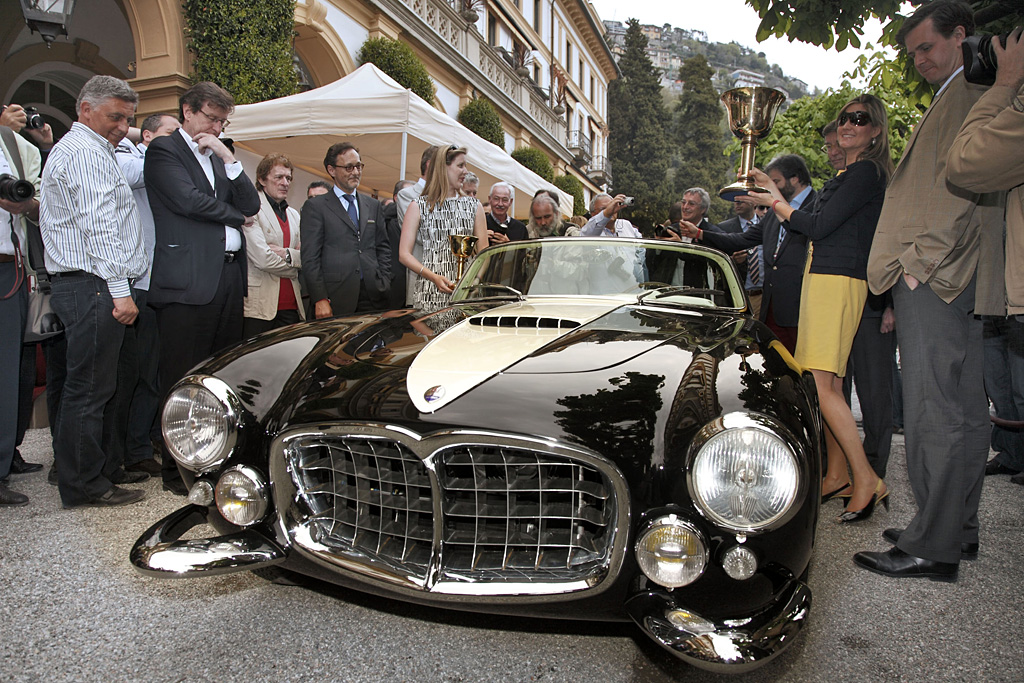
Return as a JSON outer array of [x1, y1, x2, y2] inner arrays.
[[183, 0, 298, 105], [458, 98, 504, 148], [511, 146, 553, 181], [553, 174, 586, 215], [358, 37, 434, 105]]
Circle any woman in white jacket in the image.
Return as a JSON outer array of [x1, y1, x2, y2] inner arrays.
[[242, 154, 305, 338]]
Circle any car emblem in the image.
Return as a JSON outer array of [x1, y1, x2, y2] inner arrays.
[[424, 385, 445, 402]]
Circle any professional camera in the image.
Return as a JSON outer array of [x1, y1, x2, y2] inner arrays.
[[622, 196, 635, 207], [963, 32, 1014, 86], [23, 106, 45, 130], [0, 173, 34, 203]]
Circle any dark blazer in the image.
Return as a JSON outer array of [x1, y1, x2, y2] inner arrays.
[[486, 213, 528, 241], [699, 189, 816, 327], [144, 131, 260, 306], [715, 215, 751, 283], [382, 201, 406, 309], [300, 190, 391, 315]]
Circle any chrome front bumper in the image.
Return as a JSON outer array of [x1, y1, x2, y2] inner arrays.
[[626, 581, 812, 672], [130, 505, 285, 578]]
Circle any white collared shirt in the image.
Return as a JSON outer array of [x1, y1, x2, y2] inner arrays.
[[177, 128, 244, 252]]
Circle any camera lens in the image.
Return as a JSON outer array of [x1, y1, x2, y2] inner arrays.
[[0, 173, 34, 202], [23, 106, 45, 130]]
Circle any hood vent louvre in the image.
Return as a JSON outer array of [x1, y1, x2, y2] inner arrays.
[[469, 316, 581, 330]]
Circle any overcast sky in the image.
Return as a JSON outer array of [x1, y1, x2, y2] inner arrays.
[[590, 0, 900, 92]]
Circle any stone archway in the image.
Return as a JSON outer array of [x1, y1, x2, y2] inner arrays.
[[294, 0, 354, 87]]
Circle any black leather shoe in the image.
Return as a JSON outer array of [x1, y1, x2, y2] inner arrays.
[[0, 483, 29, 506], [10, 451, 44, 474], [1011, 472, 1024, 486], [63, 486, 146, 509], [984, 460, 1020, 476], [162, 478, 189, 496], [881, 528, 978, 560], [126, 458, 162, 476], [47, 466, 58, 486], [109, 468, 150, 484], [853, 547, 958, 582]]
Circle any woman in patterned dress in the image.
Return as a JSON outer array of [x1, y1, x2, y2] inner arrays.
[[399, 144, 488, 310]]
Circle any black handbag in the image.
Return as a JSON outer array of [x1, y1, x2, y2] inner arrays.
[[24, 273, 63, 342]]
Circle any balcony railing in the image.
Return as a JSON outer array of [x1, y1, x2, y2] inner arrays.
[[587, 156, 612, 186], [566, 129, 592, 167]]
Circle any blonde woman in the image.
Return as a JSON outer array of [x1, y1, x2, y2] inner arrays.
[[399, 145, 488, 310]]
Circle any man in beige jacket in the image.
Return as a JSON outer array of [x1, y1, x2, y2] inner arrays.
[[855, 0, 1006, 582], [947, 27, 1024, 484]]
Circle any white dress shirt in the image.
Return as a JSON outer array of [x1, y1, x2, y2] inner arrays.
[[177, 128, 244, 252]]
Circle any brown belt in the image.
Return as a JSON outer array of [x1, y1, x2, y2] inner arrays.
[[0, 254, 15, 263], [747, 288, 763, 296]]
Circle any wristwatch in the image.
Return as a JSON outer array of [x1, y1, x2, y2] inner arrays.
[[284, 250, 292, 265]]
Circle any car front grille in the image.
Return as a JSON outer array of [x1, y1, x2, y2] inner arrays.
[[278, 427, 625, 595]]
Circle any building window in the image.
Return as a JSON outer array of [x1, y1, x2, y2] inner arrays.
[[534, 64, 541, 84], [533, 0, 541, 33], [566, 40, 572, 75], [578, 59, 584, 87], [488, 15, 497, 46], [589, 76, 594, 101]]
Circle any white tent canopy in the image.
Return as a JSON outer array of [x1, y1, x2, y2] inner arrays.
[[228, 63, 572, 218]]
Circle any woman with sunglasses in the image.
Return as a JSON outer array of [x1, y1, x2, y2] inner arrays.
[[746, 94, 895, 523], [399, 144, 488, 311]]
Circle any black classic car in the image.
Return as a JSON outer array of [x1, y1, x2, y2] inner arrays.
[[132, 237, 822, 672]]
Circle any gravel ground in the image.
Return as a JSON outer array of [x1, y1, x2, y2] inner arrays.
[[2, 426, 1022, 683]]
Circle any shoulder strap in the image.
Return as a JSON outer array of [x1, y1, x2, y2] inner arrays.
[[0, 125, 25, 180]]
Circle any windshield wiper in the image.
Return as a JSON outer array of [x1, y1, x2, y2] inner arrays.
[[636, 286, 724, 305], [461, 283, 526, 301]]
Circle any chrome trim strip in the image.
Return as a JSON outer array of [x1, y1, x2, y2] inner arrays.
[[270, 424, 630, 600], [626, 581, 812, 672], [130, 505, 285, 578]]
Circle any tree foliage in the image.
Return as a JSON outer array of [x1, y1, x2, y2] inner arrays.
[[608, 19, 672, 234], [553, 174, 586, 215], [670, 55, 732, 223], [183, 0, 299, 104], [511, 146, 554, 181], [458, 98, 504, 148], [745, 1, 1023, 108], [358, 38, 435, 105]]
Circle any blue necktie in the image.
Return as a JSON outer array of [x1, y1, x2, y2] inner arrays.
[[344, 194, 358, 224]]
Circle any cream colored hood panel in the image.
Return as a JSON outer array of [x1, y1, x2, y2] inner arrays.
[[407, 300, 623, 413]]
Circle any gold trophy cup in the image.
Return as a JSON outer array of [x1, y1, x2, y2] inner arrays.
[[719, 86, 788, 201], [449, 234, 479, 281]]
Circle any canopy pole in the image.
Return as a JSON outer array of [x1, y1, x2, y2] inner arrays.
[[399, 132, 408, 192]]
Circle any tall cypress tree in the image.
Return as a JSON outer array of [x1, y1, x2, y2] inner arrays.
[[671, 55, 731, 222], [607, 19, 670, 233]]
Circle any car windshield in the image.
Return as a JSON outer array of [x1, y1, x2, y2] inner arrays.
[[452, 238, 746, 310]]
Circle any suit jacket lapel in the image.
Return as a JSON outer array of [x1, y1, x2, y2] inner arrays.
[[326, 191, 358, 233], [172, 131, 216, 197], [211, 154, 227, 199]]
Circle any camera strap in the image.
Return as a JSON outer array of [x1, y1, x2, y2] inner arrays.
[[0, 124, 48, 278], [0, 125, 25, 180]]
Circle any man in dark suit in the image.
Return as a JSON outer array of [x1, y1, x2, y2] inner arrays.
[[301, 142, 391, 318], [384, 179, 413, 309], [145, 81, 260, 494], [680, 155, 815, 353]]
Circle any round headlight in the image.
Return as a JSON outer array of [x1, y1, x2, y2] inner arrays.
[[690, 425, 799, 533], [215, 466, 268, 526], [162, 377, 238, 471], [635, 517, 707, 588], [722, 545, 758, 580]]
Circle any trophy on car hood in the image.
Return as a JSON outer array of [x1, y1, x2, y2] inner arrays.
[[449, 234, 479, 281], [719, 86, 787, 201]]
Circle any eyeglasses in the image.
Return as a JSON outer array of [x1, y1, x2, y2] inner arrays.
[[820, 143, 840, 153], [198, 109, 230, 128], [838, 111, 871, 127], [332, 163, 365, 172]]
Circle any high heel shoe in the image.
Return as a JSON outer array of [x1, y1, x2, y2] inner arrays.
[[837, 479, 889, 523], [821, 482, 851, 504]]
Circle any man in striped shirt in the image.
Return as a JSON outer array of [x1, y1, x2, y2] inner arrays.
[[39, 75, 149, 509]]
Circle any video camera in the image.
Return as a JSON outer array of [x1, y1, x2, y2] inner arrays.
[[963, 31, 1017, 86]]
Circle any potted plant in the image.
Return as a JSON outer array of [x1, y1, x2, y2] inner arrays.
[[513, 43, 534, 79], [551, 67, 568, 115], [459, 0, 482, 24]]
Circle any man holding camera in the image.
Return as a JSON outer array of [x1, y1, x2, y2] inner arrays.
[[855, 0, 1006, 582], [581, 194, 642, 238], [947, 26, 1024, 485], [0, 115, 42, 506]]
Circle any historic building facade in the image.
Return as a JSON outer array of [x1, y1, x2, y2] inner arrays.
[[1, 0, 615, 202]]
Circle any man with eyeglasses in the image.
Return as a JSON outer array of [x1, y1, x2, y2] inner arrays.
[[300, 142, 391, 318], [486, 182, 527, 243], [143, 81, 260, 495]]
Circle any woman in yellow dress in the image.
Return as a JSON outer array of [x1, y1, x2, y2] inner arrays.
[[747, 94, 895, 522]]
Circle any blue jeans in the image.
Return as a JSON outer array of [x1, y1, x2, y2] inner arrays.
[[49, 274, 127, 505], [984, 317, 1024, 471]]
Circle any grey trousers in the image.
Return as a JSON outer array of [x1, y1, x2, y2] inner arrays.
[[893, 276, 989, 564]]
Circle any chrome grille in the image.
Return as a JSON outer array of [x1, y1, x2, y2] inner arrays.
[[280, 428, 623, 594]]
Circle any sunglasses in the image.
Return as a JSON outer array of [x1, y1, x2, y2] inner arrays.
[[838, 111, 871, 127]]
